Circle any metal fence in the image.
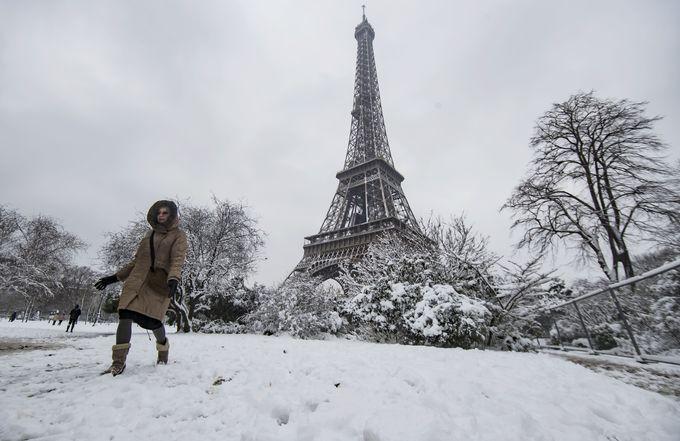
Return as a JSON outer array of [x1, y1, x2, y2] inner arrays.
[[535, 259, 680, 366]]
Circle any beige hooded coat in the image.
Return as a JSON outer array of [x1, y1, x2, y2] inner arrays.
[[115, 201, 188, 321]]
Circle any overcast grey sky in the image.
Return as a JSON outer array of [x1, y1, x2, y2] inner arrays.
[[1, 0, 679, 285]]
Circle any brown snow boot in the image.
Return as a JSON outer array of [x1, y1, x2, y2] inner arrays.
[[103, 343, 130, 376], [156, 338, 169, 365]]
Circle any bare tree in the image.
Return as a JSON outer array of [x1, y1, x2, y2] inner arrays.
[[177, 197, 264, 331], [0, 205, 22, 254], [503, 92, 680, 282], [421, 214, 500, 300], [99, 219, 148, 271], [651, 214, 680, 254], [98, 197, 264, 332], [55, 266, 98, 322], [0, 205, 86, 318], [489, 255, 563, 346], [245, 272, 341, 338], [495, 256, 558, 314]]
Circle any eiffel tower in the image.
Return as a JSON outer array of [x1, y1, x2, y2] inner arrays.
[[295, 11, 427, 278]]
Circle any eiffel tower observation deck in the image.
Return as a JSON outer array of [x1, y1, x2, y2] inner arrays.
[[295, 12, 427, 277]]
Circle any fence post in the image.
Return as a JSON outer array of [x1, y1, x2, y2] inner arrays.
[[608, 288, 643, 359], [572, 302, 595, 353], [551, 313, 565, 350]]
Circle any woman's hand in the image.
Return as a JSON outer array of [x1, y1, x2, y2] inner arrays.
[[94, 275, 118, 290], [167, 279, 179, 298]]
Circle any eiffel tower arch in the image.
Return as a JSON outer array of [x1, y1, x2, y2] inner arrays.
[[295, 13, 429, 279]]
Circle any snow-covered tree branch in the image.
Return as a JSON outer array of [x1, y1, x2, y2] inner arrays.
[[503, 92, 680, 282]]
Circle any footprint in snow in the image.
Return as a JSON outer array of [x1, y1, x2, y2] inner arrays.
[[363, 428, 381, 441], [271, 406, 290, 426]]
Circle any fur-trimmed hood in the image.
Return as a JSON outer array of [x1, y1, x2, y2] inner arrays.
[[147, 200, 179, 233]]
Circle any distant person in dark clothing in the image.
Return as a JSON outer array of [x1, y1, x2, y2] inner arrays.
[[9, 311, 17, 322], [56, 311, 65, 325], [66, 305, 81, 332]]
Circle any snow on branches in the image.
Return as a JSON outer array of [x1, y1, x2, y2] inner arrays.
[[177, 197, 264, 331], [340, 235, 492, 348], [0, 205, 85, 318], [98, 197, 264, 332], [244, 273, 343, 338], [503, 92, 680, 282]]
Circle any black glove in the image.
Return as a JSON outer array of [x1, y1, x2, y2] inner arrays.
[[94, 275, 118, 290], [167, 279, 179, 298]]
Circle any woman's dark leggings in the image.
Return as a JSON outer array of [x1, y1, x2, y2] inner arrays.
[[115, 319, 166, 345]]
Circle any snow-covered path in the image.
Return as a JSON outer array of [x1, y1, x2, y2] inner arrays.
[[1, 321, 679, 441]]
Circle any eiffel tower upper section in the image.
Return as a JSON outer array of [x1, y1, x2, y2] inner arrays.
[[296, 13, 425, 276], [342, 15, 394, 173]]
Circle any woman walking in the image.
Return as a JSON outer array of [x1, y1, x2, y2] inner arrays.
[[95, 200, 187, 376]]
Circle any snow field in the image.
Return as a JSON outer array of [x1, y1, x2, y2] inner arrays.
[[0, 321, 679, 441]]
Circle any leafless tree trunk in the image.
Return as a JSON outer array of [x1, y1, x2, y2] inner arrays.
[[91, 293, 105, 326], [170, 297, 191, 333], [22, 298, 32, 322]]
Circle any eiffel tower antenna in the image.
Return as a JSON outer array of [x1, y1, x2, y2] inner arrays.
[[362, 4, 366, 20], [294, 14, 428, 278]]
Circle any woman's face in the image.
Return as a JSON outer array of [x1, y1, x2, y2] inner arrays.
[[157, 207, 170, 224]]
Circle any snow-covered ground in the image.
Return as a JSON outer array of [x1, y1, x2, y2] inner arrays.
[[1, 321, 679, 441]]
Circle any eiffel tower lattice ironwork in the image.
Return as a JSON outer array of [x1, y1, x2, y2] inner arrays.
[[295, 13, 426, 277]]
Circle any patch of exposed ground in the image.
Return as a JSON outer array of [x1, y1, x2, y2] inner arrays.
[[548, 351, 680, 399], [0, 338, 65, 354]]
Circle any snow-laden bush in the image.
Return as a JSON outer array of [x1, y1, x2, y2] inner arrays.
[[651, 296, 680, 347], [244, 273, 345, 339], [549, 318, 580, 345], [501, 333, 536, 352], [193, 318, 247, 334], [345, 276, 491, 348], [339, 235, 492, 348], [593, 332, 617, 350], [572, 338, 590, 348], [403, 283, 491, 347], [590, 323, 620, 350], [489, 257, 565, 348]]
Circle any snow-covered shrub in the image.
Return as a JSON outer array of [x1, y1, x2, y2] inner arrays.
[[193, 318, 247, 334], [593, 332, 617, 350], [421, 214, 500, 301], [343, 281, 408, 341], [621, 251, 680, 352], [488, 257, 565, 349], [549, 318, 581, 345], [572, 338, 590, 348], [651, 296, 680, 347], [501, 332, 536, 352], [591, 324, 619, 350], [341, 237, 492, 348], [245, 273, 345, 339], [346, 281, 490, 348], [101, 292, 119, 314], [198, 278, 261, 323], [404, 283, 491, 347], [548, 317, 621, 350]]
